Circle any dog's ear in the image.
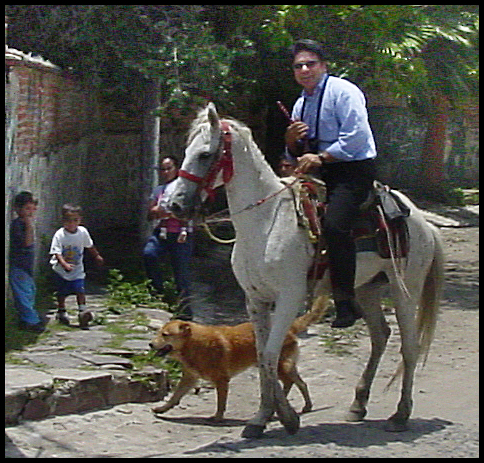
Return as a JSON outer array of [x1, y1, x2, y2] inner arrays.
[[179, 322, 191, 336]]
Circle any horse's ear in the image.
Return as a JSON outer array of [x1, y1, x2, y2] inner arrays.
[[207, 102, 219, 129], [207, 102, 221, 152]]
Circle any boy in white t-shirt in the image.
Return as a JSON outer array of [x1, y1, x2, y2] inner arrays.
[[50, 204, 104, 329]]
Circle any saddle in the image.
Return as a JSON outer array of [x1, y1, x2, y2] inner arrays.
[[285, 177, 410, 268], [355, 181, 410, 259]]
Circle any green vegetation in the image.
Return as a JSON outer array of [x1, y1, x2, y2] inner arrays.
[[96, 270, 184, 379], [5, 268, 184, 380], [105, 268, 182, 316], [319, 321, 367, 356], [6, 5, 478, 188], [106, 269, 168, 312]]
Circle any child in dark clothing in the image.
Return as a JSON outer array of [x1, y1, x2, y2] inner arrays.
[[8, 191, 45, 333]]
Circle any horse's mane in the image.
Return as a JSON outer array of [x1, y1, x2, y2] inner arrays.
[[186, 106, 249, 146], [186, 106, 211, 146], [186, 106, 275, 178]]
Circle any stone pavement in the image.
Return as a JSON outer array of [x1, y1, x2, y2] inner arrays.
[[418, 203, 479, 228], [5, 202, 478, 428], [5, 289, 173, 426]]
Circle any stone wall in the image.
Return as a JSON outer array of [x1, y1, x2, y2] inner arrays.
[[368, 103, 479, 189]]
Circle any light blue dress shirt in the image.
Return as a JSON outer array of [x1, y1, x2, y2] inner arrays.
[[291, 74, 377, 162]]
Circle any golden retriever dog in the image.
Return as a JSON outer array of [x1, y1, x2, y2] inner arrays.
[[149, 294, 328, 421]]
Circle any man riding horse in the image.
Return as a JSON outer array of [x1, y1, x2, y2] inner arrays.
[[285, 39, 377, 328]]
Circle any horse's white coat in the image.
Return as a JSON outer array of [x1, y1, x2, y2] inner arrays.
[[170, 103, 445, 437]]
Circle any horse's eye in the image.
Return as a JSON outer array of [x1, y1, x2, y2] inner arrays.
[[199, 151, 212, 159]]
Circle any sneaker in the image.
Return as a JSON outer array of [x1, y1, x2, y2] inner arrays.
[[19, 321, 45, 333], [56, 310, 71, 326], [78, 311, 93, 330]]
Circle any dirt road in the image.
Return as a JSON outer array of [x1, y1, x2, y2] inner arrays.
[[5, 208, 479, 458]]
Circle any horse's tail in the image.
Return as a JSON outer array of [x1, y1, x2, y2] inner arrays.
[[290, 291, 331, 335], [417, 224, 445, 365], [386, 224, 445, 389]]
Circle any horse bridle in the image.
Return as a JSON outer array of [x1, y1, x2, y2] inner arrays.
[[178, 120, 234, 200], [178, 118, 303, 219]]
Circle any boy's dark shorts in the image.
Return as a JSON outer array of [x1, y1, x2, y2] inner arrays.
[[54, 273, 85, 296]]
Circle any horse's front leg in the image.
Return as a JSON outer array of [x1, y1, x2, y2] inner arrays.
[[242, 290, 303, 438], [252, 289, 306, 437], [242, 297, 274, 438], [270, 290, 308, 434]]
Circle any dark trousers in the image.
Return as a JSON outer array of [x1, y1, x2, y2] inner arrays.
[[321, 159, 376, 301], [143, 231, 193, 300]]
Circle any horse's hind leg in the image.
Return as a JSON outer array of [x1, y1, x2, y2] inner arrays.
[[347, 283, 390, 422], [386, 290, 420, 432]]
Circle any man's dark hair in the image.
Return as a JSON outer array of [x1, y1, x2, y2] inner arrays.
[[160, 155, 180, 168], [14, 191, 37, 208], [290, 39, 327, 62]]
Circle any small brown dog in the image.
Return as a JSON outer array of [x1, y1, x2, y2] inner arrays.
[[150, 295, 327, 421]]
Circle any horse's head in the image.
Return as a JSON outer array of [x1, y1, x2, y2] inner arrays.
[[170, 103, 232, 219]]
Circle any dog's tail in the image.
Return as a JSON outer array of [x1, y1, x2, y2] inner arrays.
[[289, 292, 330, 335]]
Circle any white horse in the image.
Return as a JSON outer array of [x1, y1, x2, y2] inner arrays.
[[169, 103, 444, 438]]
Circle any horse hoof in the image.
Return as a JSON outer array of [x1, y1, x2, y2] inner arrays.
[[276, 408, 300, 435], [282, 414, 300, 435], [241, 424, 266, 439], [384, 418, 408, 432], [275, 400, 300, 435], [346, 409, 367, 422]]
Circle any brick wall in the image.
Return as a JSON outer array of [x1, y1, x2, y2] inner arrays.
[[5, 50, 154, 291], [7, 58, 97, 160]]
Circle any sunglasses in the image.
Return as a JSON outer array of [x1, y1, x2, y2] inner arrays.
[[293, 60, 320, 70]]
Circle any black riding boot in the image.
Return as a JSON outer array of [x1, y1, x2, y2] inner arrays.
[[331, 299, 362, 328]]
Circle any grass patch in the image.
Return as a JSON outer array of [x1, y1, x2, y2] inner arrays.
[[319, 320, 367, 356], [5, 305, 51, 353], [105, 268, 180, 313], [131, 351, 182, 381]]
